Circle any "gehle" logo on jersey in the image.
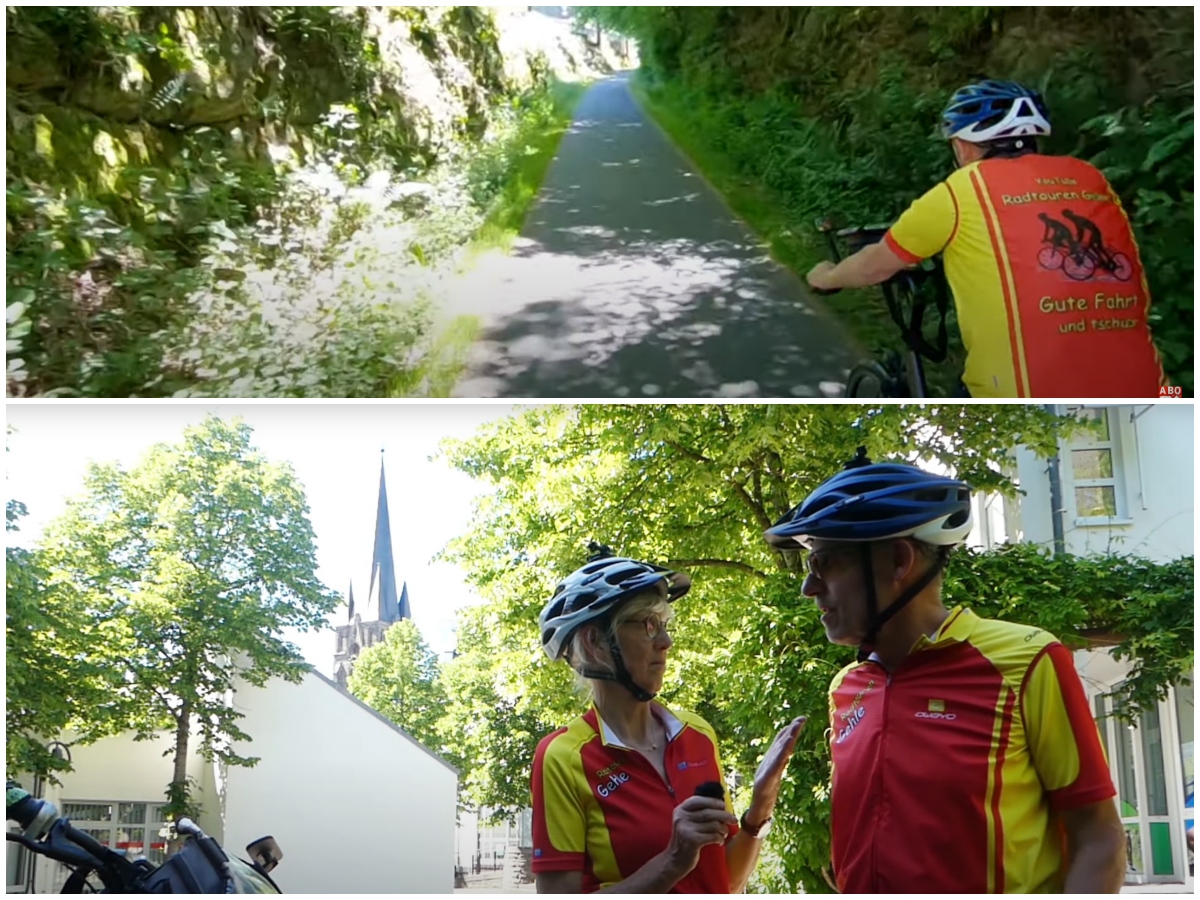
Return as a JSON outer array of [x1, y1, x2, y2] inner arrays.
[[596, 771, 631, 798], [836, 705, 865, 744], [835, 678, 876, 744]]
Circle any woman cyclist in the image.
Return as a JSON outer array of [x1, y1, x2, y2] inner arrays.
[[530, 544, 804, 893]]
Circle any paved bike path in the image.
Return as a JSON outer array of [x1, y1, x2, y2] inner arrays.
[[449, 73, 861, 398]]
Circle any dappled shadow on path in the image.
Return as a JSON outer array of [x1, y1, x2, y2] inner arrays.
[[448, 74, 860, 398]]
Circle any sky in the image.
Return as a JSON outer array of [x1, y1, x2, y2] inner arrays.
[[6, 402, 526, 675]]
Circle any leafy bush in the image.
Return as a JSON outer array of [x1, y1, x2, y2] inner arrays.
[[1078, 95, 1194, 394], [156, 97, 567, 398]]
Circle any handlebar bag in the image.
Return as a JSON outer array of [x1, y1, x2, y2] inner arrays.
[[140, 838, 230, 893]]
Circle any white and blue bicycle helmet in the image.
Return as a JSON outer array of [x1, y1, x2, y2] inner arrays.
[[764, 449, 973, 661], [539, 543, 690, 701], [941, 79, 1052, 143]]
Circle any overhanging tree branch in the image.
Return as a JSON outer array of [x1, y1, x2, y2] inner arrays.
[[666, 558, 769, 579]]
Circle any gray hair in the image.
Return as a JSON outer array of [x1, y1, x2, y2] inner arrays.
[[567, 585, 671, 698]]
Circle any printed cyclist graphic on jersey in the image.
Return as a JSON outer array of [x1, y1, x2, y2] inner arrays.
[[967, 156, 1162, 395], [1036, 210, 1133, 282]]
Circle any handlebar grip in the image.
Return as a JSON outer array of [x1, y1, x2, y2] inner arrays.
[[811, 287, 841, 297], [61, 820, 114, 861], [7, 783, 57, 840], [7, 783, 35, 828]]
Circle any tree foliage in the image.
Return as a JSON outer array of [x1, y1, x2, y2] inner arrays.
[[348, 619, 446, 754], [6, 497, 126, 780], [33, 416, 340, 819], [6, 6, 588, 398], [437, 404, 1193, 891]]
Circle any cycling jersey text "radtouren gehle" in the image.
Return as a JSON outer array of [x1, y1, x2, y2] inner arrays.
[[827, 607, 1116, 893], [886, 155, 1164, 398], [531, 705, 737, 893]]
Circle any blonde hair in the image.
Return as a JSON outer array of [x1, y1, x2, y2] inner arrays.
[[567, 585, 671, 698]]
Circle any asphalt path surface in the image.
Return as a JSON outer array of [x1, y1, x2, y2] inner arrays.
[[451, 74, 862, 398]]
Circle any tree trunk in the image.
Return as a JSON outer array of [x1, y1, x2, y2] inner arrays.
[[171, 702, 192, 807], [166, 703, 192, 856]]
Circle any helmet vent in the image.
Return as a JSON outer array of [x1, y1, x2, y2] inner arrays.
[[914, 488, 950, 503], [565, 590, 598, 614], [946, 509, 970, 529]]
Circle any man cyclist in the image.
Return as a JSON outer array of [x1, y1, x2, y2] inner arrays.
[[806, 79, 1166, 398], [1038, 211, 1074, 252], [1062, 209, 1107, 259], [763, 449, 1127, 893]]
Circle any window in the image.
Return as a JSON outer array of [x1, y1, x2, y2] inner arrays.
[[1066, 407, 1128, 523], [48, 801, 171, 892], [7, 826, 32, 891]]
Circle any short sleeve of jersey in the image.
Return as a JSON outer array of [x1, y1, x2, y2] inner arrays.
[[886, 181, 958, 264], [531, 730, 587, 873], [1022, 643, 1117, 811]]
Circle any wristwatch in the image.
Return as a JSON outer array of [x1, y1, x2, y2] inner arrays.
[[740, 811, 773, 840]]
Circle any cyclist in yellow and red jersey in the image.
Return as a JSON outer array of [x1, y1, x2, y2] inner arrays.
[[531, 544, 804, 893], [764, 449, 1127, 893], [807, 80, 1167, 398]]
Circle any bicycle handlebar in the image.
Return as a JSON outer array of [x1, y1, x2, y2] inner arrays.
[[812, 217, 950, 364], [7, 781, 282, 894]]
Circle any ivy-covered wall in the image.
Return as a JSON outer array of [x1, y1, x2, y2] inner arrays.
[[6, 6, 592, 222]]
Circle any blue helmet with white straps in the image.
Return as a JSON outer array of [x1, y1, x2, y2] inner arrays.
[[941, 79, 1052, 143]]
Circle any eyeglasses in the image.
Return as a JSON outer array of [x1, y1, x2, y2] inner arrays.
[[625, 613, 673, 641], [803, 546, 862, 582]]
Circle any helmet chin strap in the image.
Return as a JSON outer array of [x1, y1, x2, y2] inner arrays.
[[576, 634, 655, 703], [856, 545, 951, 664]]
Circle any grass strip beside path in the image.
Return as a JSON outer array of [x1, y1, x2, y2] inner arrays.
[[401, 78, 588, 397], [474, 78, 589, 251]]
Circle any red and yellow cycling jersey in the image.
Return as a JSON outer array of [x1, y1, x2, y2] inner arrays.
[[885, 155, 1165, 398], [531, 704, 737, 892], [827, 607, 1116, 894]]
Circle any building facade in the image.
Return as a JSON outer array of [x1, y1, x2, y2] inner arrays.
[[454, 806, 533, 889], [969, 403, 1194, 889]]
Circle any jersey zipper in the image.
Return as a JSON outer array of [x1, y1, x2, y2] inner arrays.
[[872, 662, 891, 892], [662, 730, 677, 799]]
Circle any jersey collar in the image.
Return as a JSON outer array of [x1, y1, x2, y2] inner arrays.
[[863, 607, 976, 667], [912, 606, 975, 651], [593, 702, 685, 750]]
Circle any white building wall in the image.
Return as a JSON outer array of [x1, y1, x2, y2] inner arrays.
[[970, 403, 1194, 888], [1009, 405, 1194, 563], [224, 669, 458, 894], [14, 672, 457, 894]]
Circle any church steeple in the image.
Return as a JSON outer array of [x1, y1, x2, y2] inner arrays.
[[367, 450, 403, 624], [333, 450, 410, 688]]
